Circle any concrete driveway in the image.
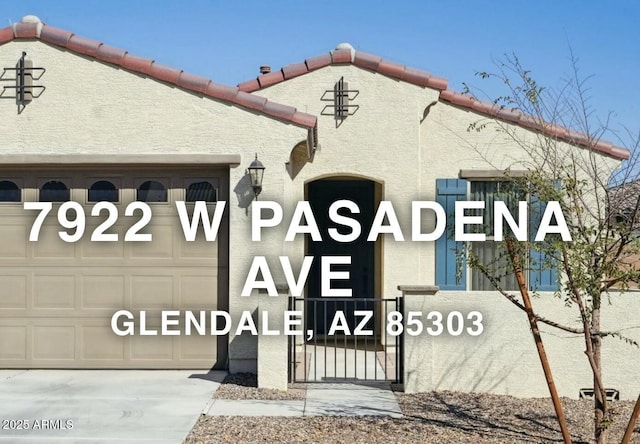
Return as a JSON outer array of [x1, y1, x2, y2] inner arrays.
[[0, 369, 225, 443]]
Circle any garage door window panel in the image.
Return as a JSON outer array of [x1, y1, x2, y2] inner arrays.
[[40, 180, 70, 202], [0, 180, 21, 202], [186, 181, 217, 203], [137, 180, 168, 203], [88, 180, 119, 203]]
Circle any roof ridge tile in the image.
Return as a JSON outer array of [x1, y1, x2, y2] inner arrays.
[[67, 34, 102, 57], [305, 53, 332, 71], [257, 70, 284, 89], [39, 25, 73, 47], [147, 62, 182, 85], [239, 48, 449, 93], [204, 82, 239, 102], [330, 48, 352, 64], [120, 53, 154, 75], [400, 66, 433, 88], [237, 78, 260, 92], [13, 22, 39, 39], [177, 71, 211, 93], [262, 100, 297, 120], [282, 62, 307, 80], [95, 44, 128, 65], [377, 59, 405, 80], [234, 91, 268, 111], [352, 51, 382, 71]]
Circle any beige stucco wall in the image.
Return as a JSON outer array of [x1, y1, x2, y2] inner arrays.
[[403, 291, 640, 399], [0, 40, 310, 373], [259, 62, 639, 399], [257, 64, 441, 301]]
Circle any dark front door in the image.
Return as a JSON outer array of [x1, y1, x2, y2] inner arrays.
[[306, 179, 376, 335]]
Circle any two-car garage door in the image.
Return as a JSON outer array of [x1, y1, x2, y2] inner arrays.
[[0, 166, 227, 369]]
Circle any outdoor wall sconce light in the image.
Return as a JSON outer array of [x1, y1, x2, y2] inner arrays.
[[247, 154, 265, 199]]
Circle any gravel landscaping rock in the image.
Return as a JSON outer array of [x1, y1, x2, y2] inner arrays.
[[186, 390, 639, 443], [214, 373, 306, 401]]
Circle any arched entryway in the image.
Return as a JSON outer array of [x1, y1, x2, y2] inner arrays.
[[307, 177, 378, 301], [290, 176, 399, 383]]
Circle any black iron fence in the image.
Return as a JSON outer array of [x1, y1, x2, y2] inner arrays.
[[288, 296, 403, 383]]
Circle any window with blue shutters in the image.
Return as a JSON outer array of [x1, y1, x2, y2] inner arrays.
[[528, 181, 561, 291], [435, 177, 560, 291], [435, 178, 467, 290]]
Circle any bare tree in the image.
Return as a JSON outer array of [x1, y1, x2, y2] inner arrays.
[[462, 52, 640, 444]]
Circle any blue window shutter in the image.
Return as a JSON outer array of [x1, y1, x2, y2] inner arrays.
[[529, 181, 560, 291], [436, 178, 467, 290]]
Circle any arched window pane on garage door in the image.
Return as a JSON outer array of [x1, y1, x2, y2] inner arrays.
[[137, 180, 167, 202], [89, 180, 118, 202], [40, 180, 70, 202], [0, 180, 20, 202], [186, 181, 217, 202]]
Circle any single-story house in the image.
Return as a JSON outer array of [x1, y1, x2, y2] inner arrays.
[[0, 15, 637, 399]]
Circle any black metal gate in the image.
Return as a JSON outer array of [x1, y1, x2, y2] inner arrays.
[[288, 296, 403, 383]]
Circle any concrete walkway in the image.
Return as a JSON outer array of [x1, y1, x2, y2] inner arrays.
[[0, 369, 224, 443], [205, 382, 403, 418]]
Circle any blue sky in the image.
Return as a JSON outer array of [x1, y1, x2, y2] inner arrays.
[[5, 1, 640, 144]]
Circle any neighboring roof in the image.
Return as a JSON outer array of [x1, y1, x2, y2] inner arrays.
[[1, 16, 317, 139], [238, 42, 629, 161]]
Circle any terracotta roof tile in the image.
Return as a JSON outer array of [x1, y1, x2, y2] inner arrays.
[[439, 89, 630, 160], [547, 123, 568, 139], [204, 82, 239, 102], [610, 145, 630, 159], [471, 100, 499, 115], [0, 27, 13, 44], [0, 20, 317, 138], [290, 112, 318, 128], [305, 53, 332, 71], [120, 53, 154, 75], [66, 35, 102, 57], [239, 47, 448, 93], [330, 48, 352, 64], [496, 107, 522, 122], [377, 59, 405, 80], [400, 66, 432, 87], [262, 101, 297, 121], [95, 44, 127, 65], [257, 70, 284, 89], [13, 22, 38, 39], [40, 26, 72, 47], [234, 91, 268, 111], [148, 63, 182, 84], [519, 114, 541, 130], [353, 51, 382, 71], [282, 62, 308, 80], [427, 76, 448, 90], [177, 71, 210, 93], [237, 78, 260, 92], [566, 129, 589, 145]]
